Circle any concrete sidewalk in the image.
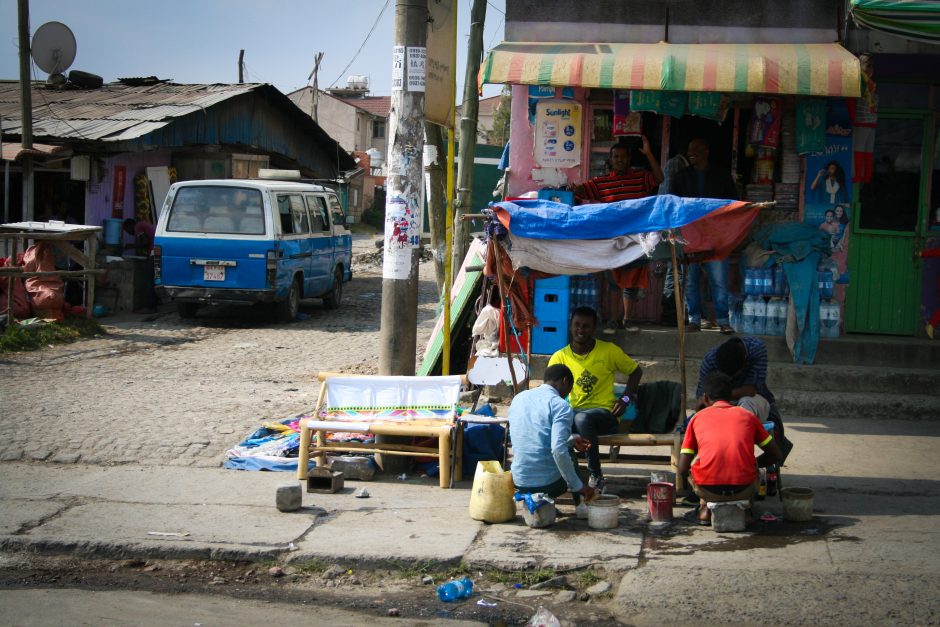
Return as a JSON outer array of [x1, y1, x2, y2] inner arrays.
[[2, 415, 939, 623]]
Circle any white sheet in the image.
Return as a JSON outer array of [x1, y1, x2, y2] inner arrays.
[[325, 375, 463, 410], [505, 231, 661, 274]]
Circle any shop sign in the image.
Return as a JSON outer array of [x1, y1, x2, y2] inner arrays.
[[533, 101, 582, 168]]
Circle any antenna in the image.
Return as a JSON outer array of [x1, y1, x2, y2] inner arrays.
[[31, 21, 76, 86]]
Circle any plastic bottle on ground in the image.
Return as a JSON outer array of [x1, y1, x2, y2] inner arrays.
[[437, 577, 474, 602], [742, 295, 757, 335]]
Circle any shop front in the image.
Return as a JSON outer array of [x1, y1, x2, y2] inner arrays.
[[481, 41, 865, 345]]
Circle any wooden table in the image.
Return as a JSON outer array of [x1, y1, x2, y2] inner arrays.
[[1, 221, 104, 325]]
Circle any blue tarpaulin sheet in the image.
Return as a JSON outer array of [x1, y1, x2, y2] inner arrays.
[[493, 195, 737, 240]]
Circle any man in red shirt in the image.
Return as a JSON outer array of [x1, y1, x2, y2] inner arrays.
[[572, 138, 664, 329], [678, 371, 783, 525]]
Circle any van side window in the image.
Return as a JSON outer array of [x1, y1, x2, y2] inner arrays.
[[328, 195, 346, 228], [277, 194, 309, 234], [308, 195, 331, 232]]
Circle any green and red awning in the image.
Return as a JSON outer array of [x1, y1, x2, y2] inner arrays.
[[850, 0, 940, 43], [481, 42, 862, 97]]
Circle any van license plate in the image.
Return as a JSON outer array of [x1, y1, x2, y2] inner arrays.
[[204, 265, 225, 281]]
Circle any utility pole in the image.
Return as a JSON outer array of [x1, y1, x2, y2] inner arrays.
[[424, 121, 446, 296], [451, 0, 487, 275], [378, 0, 428, 376], [238, 49, 244, 83], [18, 0, 34, 221], [307, 52, 324, 122]]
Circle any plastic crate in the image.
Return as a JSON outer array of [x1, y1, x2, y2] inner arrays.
[[534, 288, 571, 322], [531, 319, 568, 355], [534, 275, 570, 290]]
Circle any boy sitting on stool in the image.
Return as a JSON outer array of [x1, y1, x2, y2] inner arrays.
[[678, 371, 783, 526]]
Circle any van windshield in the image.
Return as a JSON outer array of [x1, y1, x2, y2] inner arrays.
[[166, 186, 265, 235]]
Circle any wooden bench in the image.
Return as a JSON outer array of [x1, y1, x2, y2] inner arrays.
[[596, 431, 684, 491], [297, 372, 466, 489]]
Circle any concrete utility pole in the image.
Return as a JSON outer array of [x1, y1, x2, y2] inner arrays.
[[238, 49, 245, 83], [451, 0, 487, 275], [18, 0, 34, 221], [378, 0, 428, 376]]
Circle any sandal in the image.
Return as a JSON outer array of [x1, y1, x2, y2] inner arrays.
[[719, 324, 735, 335]]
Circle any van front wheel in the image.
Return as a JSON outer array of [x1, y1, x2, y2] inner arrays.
[[323, 268, 343, 310], [276, 278, 301, 322]]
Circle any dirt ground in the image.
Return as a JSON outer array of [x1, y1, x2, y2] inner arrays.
[[0, 552, 622, 626]]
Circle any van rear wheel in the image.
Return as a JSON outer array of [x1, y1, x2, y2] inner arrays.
[[177, 302, 199, 318], [323, 267, 343, 310], [276, 278, 301, 322]]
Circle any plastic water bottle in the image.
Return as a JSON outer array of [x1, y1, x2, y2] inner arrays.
[[773, 264, 787, 297], [742, 295, 757, 335], [761, 268, 774, 296], [820, 300, 841, 338], [764, 299, 778, 336], [744, 269, 757, 297], [752, 296, 767, 335], [437, 577, 474, 602], [821, 271, 834, 299], [774, 298, 788, 336]]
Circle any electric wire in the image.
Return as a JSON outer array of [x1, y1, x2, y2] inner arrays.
[[328, 0, 391, 88]]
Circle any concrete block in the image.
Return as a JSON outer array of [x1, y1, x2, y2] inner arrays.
[[276, 484, 302, 512]]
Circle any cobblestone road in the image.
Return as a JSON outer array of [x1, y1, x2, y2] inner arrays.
[[0, 236, 444, 467]]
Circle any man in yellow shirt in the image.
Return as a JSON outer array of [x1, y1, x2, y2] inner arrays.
[[548, 306, 643, 492]]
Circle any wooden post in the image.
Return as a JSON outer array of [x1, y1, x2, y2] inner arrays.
[[669, 232, 687, 415], [85, 232, 97, 319], [489, 239, 520, 395]]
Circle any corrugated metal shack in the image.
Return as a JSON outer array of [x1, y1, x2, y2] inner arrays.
[[0, 78, 356, 227]]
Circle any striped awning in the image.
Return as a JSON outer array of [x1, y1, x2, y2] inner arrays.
[[481, 42, 861, 97], [850, 0, 940, 44]]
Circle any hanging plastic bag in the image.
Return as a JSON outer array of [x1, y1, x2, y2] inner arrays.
[[468, 460, 515, 523]]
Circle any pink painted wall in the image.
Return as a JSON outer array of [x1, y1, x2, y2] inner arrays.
[[506, 84, 587, 198], [85, 151, 171, 244]]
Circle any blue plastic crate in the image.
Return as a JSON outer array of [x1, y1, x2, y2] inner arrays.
[[534, 275, 570, 290], [531, 319, 568, 355], [533, 288, 570, 321]]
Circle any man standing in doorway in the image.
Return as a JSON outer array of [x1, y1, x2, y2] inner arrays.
[[674, 138, 738, 334], [572, 137, 664, 330], [548, 306, 643, 492]]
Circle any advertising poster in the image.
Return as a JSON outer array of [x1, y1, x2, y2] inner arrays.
[[382, 192, 422, 280], [613, 90, 642, 136], [804, 133, 853, 291], [533, 100, 582, 168]]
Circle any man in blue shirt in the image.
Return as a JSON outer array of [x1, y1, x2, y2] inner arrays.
[[509, 364, 596, 504]]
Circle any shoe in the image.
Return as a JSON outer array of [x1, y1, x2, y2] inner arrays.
[[588, 475, 606, 493], [700, 320, 717, 330], [622, 320, 639, 333], [719, 324, 735, 335], [686, 323, 701, 332], [575, 503, 589, 519]]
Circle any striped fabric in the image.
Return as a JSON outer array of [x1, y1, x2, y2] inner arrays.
[[481, 42, 861, 98], [850, 0, 940, 44]]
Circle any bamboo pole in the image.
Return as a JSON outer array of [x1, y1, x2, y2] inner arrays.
[[669, 231, 687, 417], [489, 239, 520, 396]]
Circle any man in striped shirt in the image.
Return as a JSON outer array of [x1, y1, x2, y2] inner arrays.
[[574, 137, 664, 203], [573, 138, 664, 329]]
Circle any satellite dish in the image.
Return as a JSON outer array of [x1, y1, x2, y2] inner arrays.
[[31, 21, 77, 77]]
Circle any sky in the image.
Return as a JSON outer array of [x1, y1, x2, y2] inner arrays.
[[1, 0, 506, 99]]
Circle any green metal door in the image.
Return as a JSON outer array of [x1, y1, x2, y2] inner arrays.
[[846, 114, 933, 335]]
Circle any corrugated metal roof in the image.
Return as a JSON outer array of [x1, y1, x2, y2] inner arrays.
[[0, 81, 258, 142]]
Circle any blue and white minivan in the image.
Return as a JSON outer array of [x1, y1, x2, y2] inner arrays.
[[153, 178, 352, 321]]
